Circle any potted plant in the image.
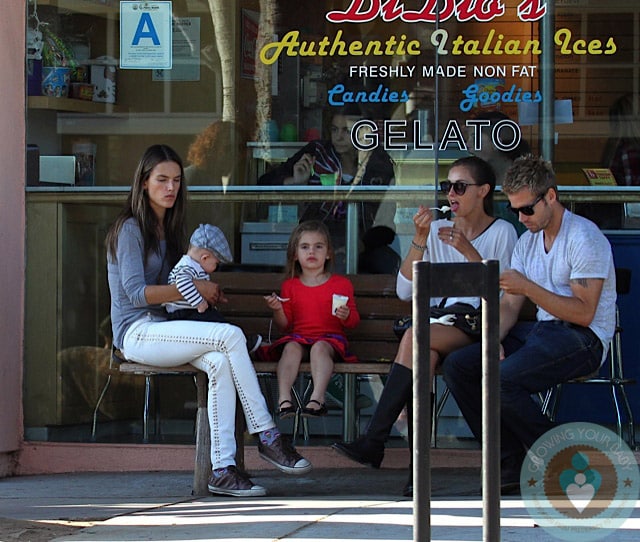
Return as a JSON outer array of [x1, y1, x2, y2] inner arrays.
[[41, 26, 76, 98]]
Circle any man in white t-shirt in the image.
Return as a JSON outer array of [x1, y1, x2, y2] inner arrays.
[[443, 155, 616, 494]]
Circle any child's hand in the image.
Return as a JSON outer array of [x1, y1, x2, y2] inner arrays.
[[194, 280, 227, 306], [334, 305, 350, 321], [197, 299, 208, 313], [264, 292, 286, 311]]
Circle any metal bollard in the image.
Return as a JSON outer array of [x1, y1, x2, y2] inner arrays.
[[413, 260, 500, 542]]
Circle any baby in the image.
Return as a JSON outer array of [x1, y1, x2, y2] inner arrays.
[[165, 223, 262, 353]]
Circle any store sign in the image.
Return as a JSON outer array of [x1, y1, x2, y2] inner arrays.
[[325, 0, 548, 23], [257, 0, 619, 153], [120, 1, 173, 69]]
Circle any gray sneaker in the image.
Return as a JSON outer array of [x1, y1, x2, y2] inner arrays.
[[258, 435, 312, 475], [208, 466, 267, 497]]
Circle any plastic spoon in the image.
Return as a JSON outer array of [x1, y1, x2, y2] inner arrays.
[[430, 205, 451, 212]]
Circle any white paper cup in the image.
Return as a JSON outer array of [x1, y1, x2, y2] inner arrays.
[[332, 294, 349, 315]]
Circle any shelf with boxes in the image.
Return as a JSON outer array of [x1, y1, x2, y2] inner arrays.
[[28, 96, 125, 114], [27, 0, 120, 108]]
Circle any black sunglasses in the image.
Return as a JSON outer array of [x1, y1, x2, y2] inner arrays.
[[507, 193, 545, 216], [439, 180, 479, 196]]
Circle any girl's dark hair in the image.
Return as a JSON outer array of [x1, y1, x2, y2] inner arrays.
[[285, 220, 334, 278], [449, 155, 497, 216], [106, 144, 187, 268]]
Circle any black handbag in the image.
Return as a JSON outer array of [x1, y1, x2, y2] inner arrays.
[[392, 302, 482, 340], [430, 303, 482, 337], [393, 315, 412, 340]]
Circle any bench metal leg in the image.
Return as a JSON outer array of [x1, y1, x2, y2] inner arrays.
[[431, 383, 450, 448], [154, 375, 162, 437], [290, 385, 309, 445], [544, 382, 636, 449], [141, 374, 162, 442], [611, 382, 636, 449], [91, 374, 112, 441], [545, 384, 562, 422], [143, 375, 152, 443], [342, 373, 357, 441]]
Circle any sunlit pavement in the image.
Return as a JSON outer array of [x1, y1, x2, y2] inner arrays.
[[55, 496, 640, 541], [1, 470, 638, 541]]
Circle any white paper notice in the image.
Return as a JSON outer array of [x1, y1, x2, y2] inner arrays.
[[120, 1, 173, 70], [153, 17, 201, 82]]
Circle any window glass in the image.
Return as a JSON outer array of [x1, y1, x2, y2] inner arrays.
[[24, 0, 640, 444]]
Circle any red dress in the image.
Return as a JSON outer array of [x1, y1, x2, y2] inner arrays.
[[258, 274, 361, 363]]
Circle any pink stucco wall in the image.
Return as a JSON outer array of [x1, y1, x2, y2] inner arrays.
[[0, 2, 26, 474]]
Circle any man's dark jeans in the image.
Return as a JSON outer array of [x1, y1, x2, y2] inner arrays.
[[442, 320, 603, 461]]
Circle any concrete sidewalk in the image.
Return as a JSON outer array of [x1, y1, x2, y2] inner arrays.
[[1, 467, 639, 542]]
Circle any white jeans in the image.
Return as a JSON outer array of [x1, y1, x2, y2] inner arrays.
[[122, 314, 274, 469]]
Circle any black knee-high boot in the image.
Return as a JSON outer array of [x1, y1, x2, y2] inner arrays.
[[332, 363, 413, 468], [403, 396, 413, 497]]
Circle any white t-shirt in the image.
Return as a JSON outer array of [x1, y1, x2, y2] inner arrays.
[[396, 217, 518, 308], [511, 210, 616, 362]]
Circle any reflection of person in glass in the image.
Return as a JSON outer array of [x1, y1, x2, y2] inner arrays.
[[259, 104, 393, 189], [185, 120, 246, 186], [258, 105, 395, 267], [466, 110, 530, 184], [602, 93, 640, 186]]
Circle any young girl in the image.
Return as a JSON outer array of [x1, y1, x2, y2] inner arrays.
[[261, 220, 360, 418]]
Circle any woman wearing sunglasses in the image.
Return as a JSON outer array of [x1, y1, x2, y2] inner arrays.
[[332, 155, 517, 496]]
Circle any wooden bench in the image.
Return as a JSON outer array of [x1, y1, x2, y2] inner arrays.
[[220, 270, 405, 433], [112, 271, 407, 495]]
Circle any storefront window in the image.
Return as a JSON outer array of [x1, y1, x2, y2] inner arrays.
[[24, 0, 640, 444]]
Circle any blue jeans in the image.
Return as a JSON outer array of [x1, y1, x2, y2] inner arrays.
[[442, 320, 603, 460]]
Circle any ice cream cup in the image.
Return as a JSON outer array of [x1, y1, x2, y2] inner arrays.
[[332, 294, 349, 315]]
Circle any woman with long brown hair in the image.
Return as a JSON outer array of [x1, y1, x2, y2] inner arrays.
[[106, 144, 311, 497]]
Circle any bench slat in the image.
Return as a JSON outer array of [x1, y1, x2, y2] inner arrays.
[[221, 296, 408, 319], [219, 272, 399, 297], [230, 316, 402, 341], [118, 358, 395, 376], [349, 341, 398, 361], [118, 362, 198, 375], [253, 361, 392, 374]]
